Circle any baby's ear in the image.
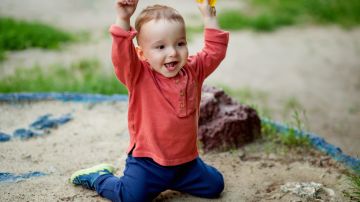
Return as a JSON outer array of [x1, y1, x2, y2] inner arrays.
[[135, 46, 147, 61]]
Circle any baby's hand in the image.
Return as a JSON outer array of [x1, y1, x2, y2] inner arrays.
[[196, 0, 219, 29], [196, 0, 217, 18], [115, 0, 138, 20]]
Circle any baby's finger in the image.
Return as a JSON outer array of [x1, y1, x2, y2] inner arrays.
[[125, 0, 137, 5], [116, 0, 127, 6]]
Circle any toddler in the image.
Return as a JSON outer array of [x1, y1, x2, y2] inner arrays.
[[70, 0, 229, 201]]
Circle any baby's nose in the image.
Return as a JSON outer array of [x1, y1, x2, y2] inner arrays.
[[168, 47, 177, 56]]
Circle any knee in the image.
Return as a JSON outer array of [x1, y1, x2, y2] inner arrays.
[[207, 172, 225, 198]]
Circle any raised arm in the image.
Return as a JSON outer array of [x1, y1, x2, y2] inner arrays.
[[196, 0, 219, 29], [189, 0, 229, 81], [115, 0, 138, 30], [111, 0, 142, 89]]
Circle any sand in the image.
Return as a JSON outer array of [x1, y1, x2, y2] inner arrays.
[[0, 101, 352, 201]]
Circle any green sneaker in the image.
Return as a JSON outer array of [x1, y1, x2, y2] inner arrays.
[[70, 163, 115, 190]]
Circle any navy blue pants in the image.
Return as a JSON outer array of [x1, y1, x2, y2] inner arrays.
[[94, 155, 224, 202]]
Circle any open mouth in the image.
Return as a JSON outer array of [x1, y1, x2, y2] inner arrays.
[[164, 61, 178, 71]]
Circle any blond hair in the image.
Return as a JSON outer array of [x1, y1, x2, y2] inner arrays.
[[135, 5, 185, 42]]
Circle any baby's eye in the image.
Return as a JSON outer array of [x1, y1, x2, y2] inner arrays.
[[156, 45, 165, 50], [178, 42, 187, 46]]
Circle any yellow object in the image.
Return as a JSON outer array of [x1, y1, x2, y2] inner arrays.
[[196, 0, 217, 7]]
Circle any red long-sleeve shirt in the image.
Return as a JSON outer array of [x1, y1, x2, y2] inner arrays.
[[110, 25, 229, 166]]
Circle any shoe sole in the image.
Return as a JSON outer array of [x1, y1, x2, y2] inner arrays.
[[70, 163, 115, 184]]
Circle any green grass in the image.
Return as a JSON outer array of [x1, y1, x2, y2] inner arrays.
[[344, 172, 360, 201], [0, 59, 127, 94], [261, 108, 311, 147], [0, 17, 74, 60], [219, 0, 360, 31], [0, 49, 5, 61], [262, 109, 310, 148], [261, 122, 311, 148], [219, 10, 295, 31]]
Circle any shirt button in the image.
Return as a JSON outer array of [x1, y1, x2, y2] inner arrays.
[[175, 79, 179, 84], [180, 103, 184, 108]]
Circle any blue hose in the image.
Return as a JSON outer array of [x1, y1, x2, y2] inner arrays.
[[0, 92, 128, 103], [262, 118, 359, 172]]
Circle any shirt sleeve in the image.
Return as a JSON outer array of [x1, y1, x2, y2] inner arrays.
[[109, 25, 143, 90], [188, 28, 229, 82]]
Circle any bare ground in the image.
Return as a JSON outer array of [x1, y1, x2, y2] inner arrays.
[[0, 101, 352, 201]]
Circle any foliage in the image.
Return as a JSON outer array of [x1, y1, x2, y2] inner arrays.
[[219, 0, 360, 31], [219, 10, 294, 31], [0, 49, 4, 61], [261, 109, 311, 148], [0, 59, 127, 94], [0, 17, 74, 61], [344, 172, 360, 201]]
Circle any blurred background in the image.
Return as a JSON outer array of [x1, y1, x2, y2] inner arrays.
[[0, 0, 359, 156]]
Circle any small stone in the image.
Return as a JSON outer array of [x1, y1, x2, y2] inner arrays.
[[281, 182, 323, 199]]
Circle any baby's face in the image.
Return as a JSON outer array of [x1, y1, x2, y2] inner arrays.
[[137, 19, 188, 78]]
